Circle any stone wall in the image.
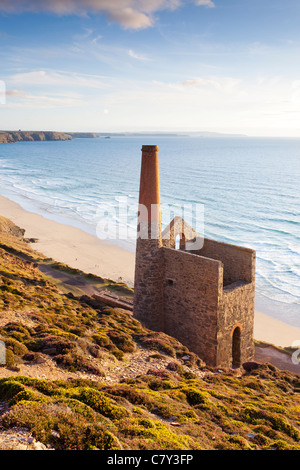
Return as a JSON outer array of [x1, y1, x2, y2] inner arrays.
[[162, 216, 200, 250], [217, 280, 255, 367], [193, 238, 255, 286], [162, 247, 223, 366], [133, 236, 164, 332], [161, 244, 255, 367]]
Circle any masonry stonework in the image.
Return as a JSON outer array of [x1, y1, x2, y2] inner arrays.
[[133, 145, 256, 368]]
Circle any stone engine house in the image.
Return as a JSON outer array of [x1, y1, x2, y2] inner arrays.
[[133, 145, 256, 368]]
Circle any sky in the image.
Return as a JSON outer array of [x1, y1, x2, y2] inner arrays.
[[1, 0, 300, 137]]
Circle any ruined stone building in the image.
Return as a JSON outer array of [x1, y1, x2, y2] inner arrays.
[[133, 145, 256, 368]]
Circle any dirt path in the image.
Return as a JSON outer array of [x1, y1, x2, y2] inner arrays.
[[38, 264, 103, 296], [0, 344, 204, 385], [254, 345, 300, 376]]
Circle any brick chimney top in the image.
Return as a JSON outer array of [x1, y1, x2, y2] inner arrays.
[[141, 145, 159, 152], [138, 145, 161, 226]]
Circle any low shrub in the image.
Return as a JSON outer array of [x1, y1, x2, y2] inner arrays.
[[108, 330, 135, 354], [183, 387, 211, 406], [0, 379, 25, 400], [9, 389, 47, 406], [136, 334, 175, 357], [0, 348, 15, 367], [104, 385, 152, 407], [92, 334, 111, 347], [5, 337, 28, 356], [1, 401, 119, 450], [69, 387, 129, 420], [53, 354, 105, 376]]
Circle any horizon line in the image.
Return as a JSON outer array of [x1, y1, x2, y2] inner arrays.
[[2, 129, 300, 139]]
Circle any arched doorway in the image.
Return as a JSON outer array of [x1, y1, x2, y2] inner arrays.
[[232, 326, 241, 368]]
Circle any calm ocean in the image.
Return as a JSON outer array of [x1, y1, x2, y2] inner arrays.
[[0, 136, 299, 326]]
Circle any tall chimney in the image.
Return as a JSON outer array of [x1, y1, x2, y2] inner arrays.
[[133, 145, 164, 331], [137, 145, 161, 240]]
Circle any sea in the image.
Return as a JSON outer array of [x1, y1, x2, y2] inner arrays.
[[0, 135, 299, 327]]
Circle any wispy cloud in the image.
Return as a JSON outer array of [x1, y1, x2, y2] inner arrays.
[[9, 70, 109, 89], [4, 68, 300, 136], [128, 49, 150, 61], [176, 76, 241, 93], [0, 0, 214, 29], [4, 89, 86, 109], [3, 69, 111, 109], [248, 42, 273, 55], [5, 89, 27, 97], [7, 94, 85, 109], [4, 68, 116, 109]]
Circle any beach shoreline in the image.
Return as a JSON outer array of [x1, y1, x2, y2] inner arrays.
[[0, 194, 135, 288], [0, 193, 300, 349]]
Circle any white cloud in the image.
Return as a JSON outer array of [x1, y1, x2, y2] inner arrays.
[[0, 1, 161, 29], [106, 7, 153, 29], [176, 78, 210, 87], [194, 0, 215, 8], [0, 0, 212, 29]]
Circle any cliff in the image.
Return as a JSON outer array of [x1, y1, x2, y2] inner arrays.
[[0, 216, 25, 238], [0, 131, 99, 144], [0, 131, 72, 144], [0, 219, 299, 450], [68, 132, 98, 139]]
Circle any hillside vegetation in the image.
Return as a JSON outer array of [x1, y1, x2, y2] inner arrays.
[[0, 218, 300, 450]]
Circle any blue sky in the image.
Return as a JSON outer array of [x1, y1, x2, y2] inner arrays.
[[1, 0, 300, 136]]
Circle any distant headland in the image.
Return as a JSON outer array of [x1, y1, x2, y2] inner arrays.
[[0, 131, 99, 144], [0, 130, 247, 144]]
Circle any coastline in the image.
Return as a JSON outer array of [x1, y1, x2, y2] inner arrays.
[[0, 193, 300, 348], [0, 194, 135, 287]]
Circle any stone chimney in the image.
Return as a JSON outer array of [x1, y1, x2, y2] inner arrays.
[[137, 145, 161, 240], [133, 145, 164, 331]]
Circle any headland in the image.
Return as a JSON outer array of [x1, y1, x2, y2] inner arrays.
[[0, 131, 98, 144]]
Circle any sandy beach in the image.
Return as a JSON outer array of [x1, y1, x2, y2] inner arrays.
[[0, 193, 300, 349], [0, 194, 135, 287]]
